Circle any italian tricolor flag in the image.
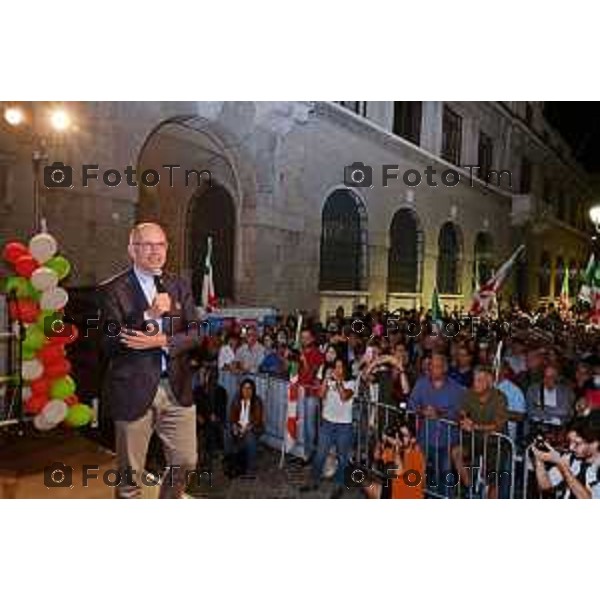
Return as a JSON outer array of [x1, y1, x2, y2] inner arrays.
[[285, 361, 303, 452], [201, 236, 218, 311]]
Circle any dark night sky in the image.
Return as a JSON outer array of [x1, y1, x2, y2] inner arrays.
[[545, 101, 600, 173]]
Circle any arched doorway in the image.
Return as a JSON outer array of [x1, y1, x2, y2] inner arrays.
[[186, 183, 236, 304]]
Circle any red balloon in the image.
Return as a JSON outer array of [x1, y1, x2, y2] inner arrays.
[[8, 299, 40, 323], [44, 358, 71, 378], [25, 393, 49, 415], [14, 254, 39, 278], [38, 344, 65, 363], [64, 394, 79, 407], [30, 377, 50, 396], [2, 241, 29, 264]]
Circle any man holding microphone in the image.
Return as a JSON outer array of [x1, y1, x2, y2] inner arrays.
[[99, 222, 203, 498]]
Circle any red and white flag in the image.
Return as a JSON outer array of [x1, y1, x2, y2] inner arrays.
[[470, 245, 525, 316], [201, 236, 218, 312], [285, 364, 304, 452]]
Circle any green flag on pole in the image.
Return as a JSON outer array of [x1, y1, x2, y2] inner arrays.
[[560, 267, 570, 310], [431, 287, 442, 327]]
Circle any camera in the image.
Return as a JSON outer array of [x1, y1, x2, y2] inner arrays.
[[382, 429, 400, 448], [343, 162, 372, 188], [43, 162, 73, 188], [44, 462, 73, 488], [534, 435, 551, 453]]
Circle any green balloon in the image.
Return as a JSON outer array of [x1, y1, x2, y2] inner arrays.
[[21, 346, 36, 360], [3, 276, 41, 300], [64, 403, 92, 428], [50, 375, 76, 400], [5, 276, 28, 297], [36, 309, 59, 330], [23, 324, 46, 351], [26, 281, 42, 301], [45, 256, 71, 280]]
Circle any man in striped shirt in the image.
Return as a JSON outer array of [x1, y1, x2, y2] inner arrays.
[[532, 415, 600, 499]]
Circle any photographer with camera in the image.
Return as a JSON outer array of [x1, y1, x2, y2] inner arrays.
[[365, 347, 412, 408], [300, 358, 355, 498], [531, 415, 600, 499], [364, 419, 425, 499]]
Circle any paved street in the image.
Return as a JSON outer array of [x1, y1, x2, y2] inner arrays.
[[185, 446, 364, 499]]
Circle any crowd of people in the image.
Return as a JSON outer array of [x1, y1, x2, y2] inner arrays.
[[190, 302, 600, 499]]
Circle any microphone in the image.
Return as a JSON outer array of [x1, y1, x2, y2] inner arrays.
[[153, 274, 167, 294]]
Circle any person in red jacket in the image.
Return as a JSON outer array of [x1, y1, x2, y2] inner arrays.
[[298, 328, 324, 463]]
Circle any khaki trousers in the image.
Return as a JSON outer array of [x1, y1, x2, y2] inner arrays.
[[114, 380, 197, 499]]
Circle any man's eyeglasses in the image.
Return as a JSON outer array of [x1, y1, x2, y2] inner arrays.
[[133, 242, 168, 251]]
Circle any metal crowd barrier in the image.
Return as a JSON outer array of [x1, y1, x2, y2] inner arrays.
[[218, 370, 306, 460], [217, 370, 520, 498], [352, 395, 518, 499]]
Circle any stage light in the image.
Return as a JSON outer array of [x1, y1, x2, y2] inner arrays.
[[4, 106, 24, 126], [589, 205, 600, 233], [50, 109, 71, 131]]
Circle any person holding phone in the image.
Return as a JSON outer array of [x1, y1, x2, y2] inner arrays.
[[300, 358, 355, 498]]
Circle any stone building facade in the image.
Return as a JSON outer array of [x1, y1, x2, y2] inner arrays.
[[0, 101, 594, 319]]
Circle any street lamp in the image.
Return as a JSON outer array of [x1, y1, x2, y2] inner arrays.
[[2, 104, 73, 232], [589, 205, 600, 233]]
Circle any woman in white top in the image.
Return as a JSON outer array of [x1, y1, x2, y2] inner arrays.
[[301, 358, 355, 498]]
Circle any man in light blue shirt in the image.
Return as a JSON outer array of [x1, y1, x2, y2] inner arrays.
[[409, 354, 465, 495], [495, 360, 526, 444]]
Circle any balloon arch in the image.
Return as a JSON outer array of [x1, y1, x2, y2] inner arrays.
[[2, 232, 93, 430]]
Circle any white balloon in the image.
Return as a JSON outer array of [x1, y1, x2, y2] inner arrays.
[[33, 413, 48, 431], [34, 399, 68, 430], [31, 266, 59, 291], [22, 359, 44, 381], [40, 287, 69, 311], [29, 233, 58, 264]]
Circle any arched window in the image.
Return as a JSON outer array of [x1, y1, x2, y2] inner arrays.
[[319, 189, 368, 291], [388, 209, 423, 293], [539, 251, 551, 297], [437, 222, 462, 294], [554, 256, 565, 297], [473, 232, 494, 287]]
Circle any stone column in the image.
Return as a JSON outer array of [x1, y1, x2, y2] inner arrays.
[[422, 244, 438, 311], [368, 229, 389, 308]]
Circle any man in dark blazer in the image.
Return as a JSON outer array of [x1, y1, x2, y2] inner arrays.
[[99, 222, 203, 498]]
